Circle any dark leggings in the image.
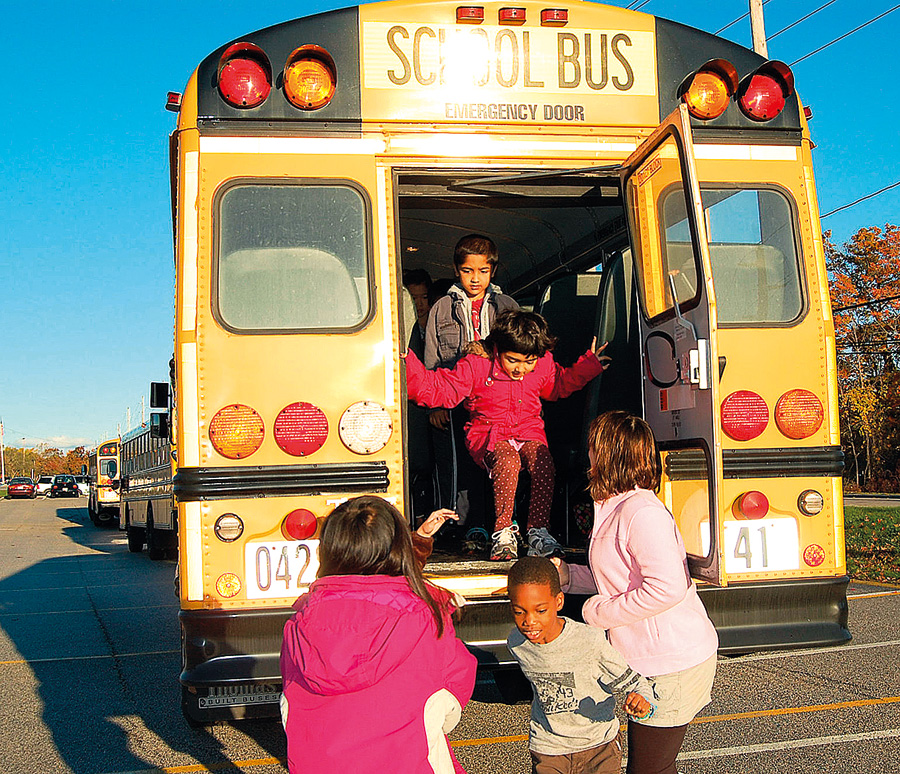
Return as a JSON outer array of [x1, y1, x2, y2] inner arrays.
[[484, 440, 554, 531], [626, 720, 688, 774]]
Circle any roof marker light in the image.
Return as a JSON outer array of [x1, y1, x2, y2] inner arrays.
[[499, 7, 526, 24], [166, 92, 183, 112], [457, 6, 485, 23], [541, 8, 568, 26]]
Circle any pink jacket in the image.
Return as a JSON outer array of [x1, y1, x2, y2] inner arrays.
[[405, 348, 603, 467], [280, 575, 476, 774], [566, 489, 718, 677]]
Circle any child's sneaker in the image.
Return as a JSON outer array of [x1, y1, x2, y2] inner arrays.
[[463, 527, 490, 554], [490, 525, 519, 561], [526, 527, 564, 558]]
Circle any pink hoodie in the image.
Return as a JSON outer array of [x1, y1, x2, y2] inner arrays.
[[280, 575, 476, 774], [566, 489, 718, 677]]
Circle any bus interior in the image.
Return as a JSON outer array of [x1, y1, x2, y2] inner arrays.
[[395, 167, 643, 562]]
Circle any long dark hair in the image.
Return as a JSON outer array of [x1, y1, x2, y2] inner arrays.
[[484, 309, 557, 357], [317, 496, 447, 636]]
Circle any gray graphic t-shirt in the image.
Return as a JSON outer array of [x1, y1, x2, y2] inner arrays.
[[507, 617, 655, 755]]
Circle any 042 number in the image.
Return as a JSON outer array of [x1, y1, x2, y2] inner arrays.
[[254, 544, 312, 591]]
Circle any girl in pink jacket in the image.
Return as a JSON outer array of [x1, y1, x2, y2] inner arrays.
[[280, 496, 476, 774], [554, 412, 718, 774], [404, 310, 610, 561]]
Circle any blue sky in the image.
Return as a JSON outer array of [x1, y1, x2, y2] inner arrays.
[[1, 0, 898, 451]]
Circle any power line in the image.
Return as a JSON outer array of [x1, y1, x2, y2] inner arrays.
[[821, 180, 900, 219], [791, 3, 900, 65], [833, 294, 900, 312], [715, 0, 774, 35], [768, 0, 838, 40]]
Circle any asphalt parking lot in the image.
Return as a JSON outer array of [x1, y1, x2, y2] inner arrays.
[[1, 495, 898, 773]]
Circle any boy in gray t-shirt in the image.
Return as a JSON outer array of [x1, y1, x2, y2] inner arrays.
[[506, 557, 656, 774]]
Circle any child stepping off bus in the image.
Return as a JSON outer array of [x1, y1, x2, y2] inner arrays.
[[403, 309, 610, 561], [506, 557, 656, 774]]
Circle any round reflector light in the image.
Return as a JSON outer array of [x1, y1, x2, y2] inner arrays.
[[798, 489, 824, 516], [218, 58, 271, 108], [284, 47, 336, 110], [209, 404, 265, 459], [274, 402, 328, 456], [215, 572, 242, 598], [775, 389, 824, 439], [721, 391, 768, 441], [214, 513, 244, 542], [684, 71, 731, 120], [803, 544, 826, 567], [282, 509, 318, 540], [739, 73, 786, 121], [339, 401, 393, 454], [732, 490, 769, 520]]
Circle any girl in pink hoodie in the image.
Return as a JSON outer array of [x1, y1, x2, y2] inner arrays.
[[553, 412, 718, 774], [280, 496, 476, 774]]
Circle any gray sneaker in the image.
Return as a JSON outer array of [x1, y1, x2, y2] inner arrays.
[[526, 527, 564, 558], [491, 525, 519, 561]]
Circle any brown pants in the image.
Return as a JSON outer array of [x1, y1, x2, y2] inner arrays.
[[531, 731, 622, 774], [625, 721, 688, 774]]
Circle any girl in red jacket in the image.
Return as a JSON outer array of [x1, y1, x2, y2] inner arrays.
[[280, 496, 476, 774], [404, 310, 610, 561]]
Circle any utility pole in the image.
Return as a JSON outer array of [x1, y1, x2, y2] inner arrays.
[[0, 418, 5, 484], [749, 0, 769, 57]]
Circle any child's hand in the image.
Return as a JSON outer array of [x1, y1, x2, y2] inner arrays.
[[590, 338, 612, 370], [429, 408, 451, 430], [416, 509, 458, 538], [550, 557, 570, 587], [624, 692, 654, 719]]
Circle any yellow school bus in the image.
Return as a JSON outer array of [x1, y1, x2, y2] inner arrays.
[[167, 0, 848, 721], [87, 439, 120, 527]]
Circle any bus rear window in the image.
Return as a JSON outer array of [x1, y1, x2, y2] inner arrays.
[[215, 183, 371, 332], [663, 188, 803, 325]]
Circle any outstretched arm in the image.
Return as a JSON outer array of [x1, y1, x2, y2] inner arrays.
[[540, 339, 611, 401], [403, 348, 477, 410]]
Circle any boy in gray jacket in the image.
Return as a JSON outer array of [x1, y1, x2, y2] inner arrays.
[[506, 557, 656, 774]]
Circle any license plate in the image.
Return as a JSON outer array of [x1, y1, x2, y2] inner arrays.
[[722, 518, 799, 574], [244, 540, 320, 600]]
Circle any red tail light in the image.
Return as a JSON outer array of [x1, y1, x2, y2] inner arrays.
[[217, 42, 272, 108], [732, 491, 769, 520], [738, 61, 794, 121], [282, 509, 318, 540], [775, 389, 824, 439], [721, 391, 768, 441], [274, 402, 328, 456]]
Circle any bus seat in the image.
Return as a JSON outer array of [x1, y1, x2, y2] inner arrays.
[[219, 247, 362, 329]]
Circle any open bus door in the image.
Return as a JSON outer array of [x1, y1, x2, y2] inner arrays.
[[621, 105, 726, 586]]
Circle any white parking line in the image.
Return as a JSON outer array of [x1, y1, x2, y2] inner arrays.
[[720, 639, 900, 664], [679, 728, 900, 760]]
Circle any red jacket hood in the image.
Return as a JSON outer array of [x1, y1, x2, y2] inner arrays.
[[286, 575, 435, 696]]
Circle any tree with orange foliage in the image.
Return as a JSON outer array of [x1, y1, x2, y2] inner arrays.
[[826, 224, 900, 491]]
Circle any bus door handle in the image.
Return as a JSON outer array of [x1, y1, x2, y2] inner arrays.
[[688, 339, 710, 389]]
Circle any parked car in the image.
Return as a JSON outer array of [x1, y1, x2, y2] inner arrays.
[[50, 474, 79, 498], [35, 476, 54, 497], [7, 477, 37, 498], [73, 475, 90, 497]]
